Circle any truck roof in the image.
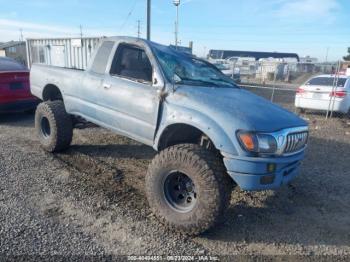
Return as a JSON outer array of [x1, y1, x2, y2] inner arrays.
[[103, 36, 189, 55], [104, 36, 155, 47]]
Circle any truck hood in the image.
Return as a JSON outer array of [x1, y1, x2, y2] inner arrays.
[[168, 85, 307, 132]]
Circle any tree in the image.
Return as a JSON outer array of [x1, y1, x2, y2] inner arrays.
[[344, 47, 350, 61]]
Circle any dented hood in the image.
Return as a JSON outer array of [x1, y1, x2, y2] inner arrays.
[[167, 85, 307, 133]]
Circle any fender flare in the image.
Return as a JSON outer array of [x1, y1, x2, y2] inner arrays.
[[153, 105, 238, 155]]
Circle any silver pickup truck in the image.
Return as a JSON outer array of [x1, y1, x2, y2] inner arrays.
[[30, 36, 308, 235]]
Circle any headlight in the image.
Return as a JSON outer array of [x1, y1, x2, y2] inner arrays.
[[237, 131, 278, 154]]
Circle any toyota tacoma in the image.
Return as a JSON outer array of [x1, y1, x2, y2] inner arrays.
[[30, 37, 308, 235]]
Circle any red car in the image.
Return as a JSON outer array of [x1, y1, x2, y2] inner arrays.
[[0, 57, 38, 112]]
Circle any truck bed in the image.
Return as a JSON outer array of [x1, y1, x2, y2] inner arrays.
[[30, 64, 85, 100]]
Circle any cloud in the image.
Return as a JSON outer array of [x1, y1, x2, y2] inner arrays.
[[0, 19, 118, 42], [276, 0, 339, 20], [0, 19, 77, 35]]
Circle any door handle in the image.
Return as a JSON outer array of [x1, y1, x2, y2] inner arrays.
[[103, 84, 112, 90]]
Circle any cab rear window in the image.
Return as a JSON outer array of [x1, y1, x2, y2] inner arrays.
[[307, 77, 347, 87]]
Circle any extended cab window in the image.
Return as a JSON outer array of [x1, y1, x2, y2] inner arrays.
[[110, 44, 152, 83], [91, 41, 114, 74]]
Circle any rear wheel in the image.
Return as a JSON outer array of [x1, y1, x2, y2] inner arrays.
[[35, 101, 73, 152], [145, 144, 232, 235]]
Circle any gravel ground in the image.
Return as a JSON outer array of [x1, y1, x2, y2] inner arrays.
[[0, 88, 350, 259]]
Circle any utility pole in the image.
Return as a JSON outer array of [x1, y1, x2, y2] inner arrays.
[[19, 28, 23, 42], [80, 25, 83, 39], [137, 20, 141, 38], [80, 25, 84, 69], [147, 0, 151, 40], [173, 0, 180, 47], [325, 46, 329, 63]]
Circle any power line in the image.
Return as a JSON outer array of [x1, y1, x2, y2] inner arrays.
[[119, 0, 138, 33]]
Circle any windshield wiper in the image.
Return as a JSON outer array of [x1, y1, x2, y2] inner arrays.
[[177, 78, 220, 87], [209, 78, 235, 87]]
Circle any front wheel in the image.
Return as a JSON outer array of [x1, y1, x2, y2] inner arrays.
[[145, 144, 232, 235], [35, 101, 73, 152]]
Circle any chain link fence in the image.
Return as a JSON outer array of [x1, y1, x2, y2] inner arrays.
[[211, 58, 349, 119]]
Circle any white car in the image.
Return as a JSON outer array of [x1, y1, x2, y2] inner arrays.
[[213, 63, 241, 83], [295, 74, 350, 117]]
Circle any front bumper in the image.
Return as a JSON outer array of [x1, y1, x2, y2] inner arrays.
[[223, 151, 305, 191], [0, 98, 39, 112]]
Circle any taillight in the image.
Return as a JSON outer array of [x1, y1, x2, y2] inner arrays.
[[296, 87, 305, 94], [330, 90, 347, 98]]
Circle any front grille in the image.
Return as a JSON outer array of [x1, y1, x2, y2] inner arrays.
[[284, 131, 308, 154]]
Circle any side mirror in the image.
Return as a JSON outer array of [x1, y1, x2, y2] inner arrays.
[[153, 69, 168, 100], [170, 66, 182, 93], [153, 69, 164, 89]]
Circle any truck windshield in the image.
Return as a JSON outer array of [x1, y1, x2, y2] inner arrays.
[[152, 45, 237, 88]]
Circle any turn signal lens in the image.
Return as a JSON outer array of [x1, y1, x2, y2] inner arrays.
[[237, 131, 278, 154], [238, 133, 256, 151]]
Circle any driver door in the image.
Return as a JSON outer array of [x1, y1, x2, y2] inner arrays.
[[97, 42, 162, 145]]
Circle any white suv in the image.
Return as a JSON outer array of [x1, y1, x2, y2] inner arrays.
[[295, 74, 350, 117]]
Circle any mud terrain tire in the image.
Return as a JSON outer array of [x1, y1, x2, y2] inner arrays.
[[146, 144, 232, 235], [35, 101, 73, 152]]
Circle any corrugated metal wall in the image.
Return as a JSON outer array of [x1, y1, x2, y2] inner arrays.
[[26, 37, 103, 69]]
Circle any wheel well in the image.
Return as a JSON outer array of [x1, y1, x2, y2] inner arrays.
[[157, 124, 216, 152], [42, 84, 63, 101]]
